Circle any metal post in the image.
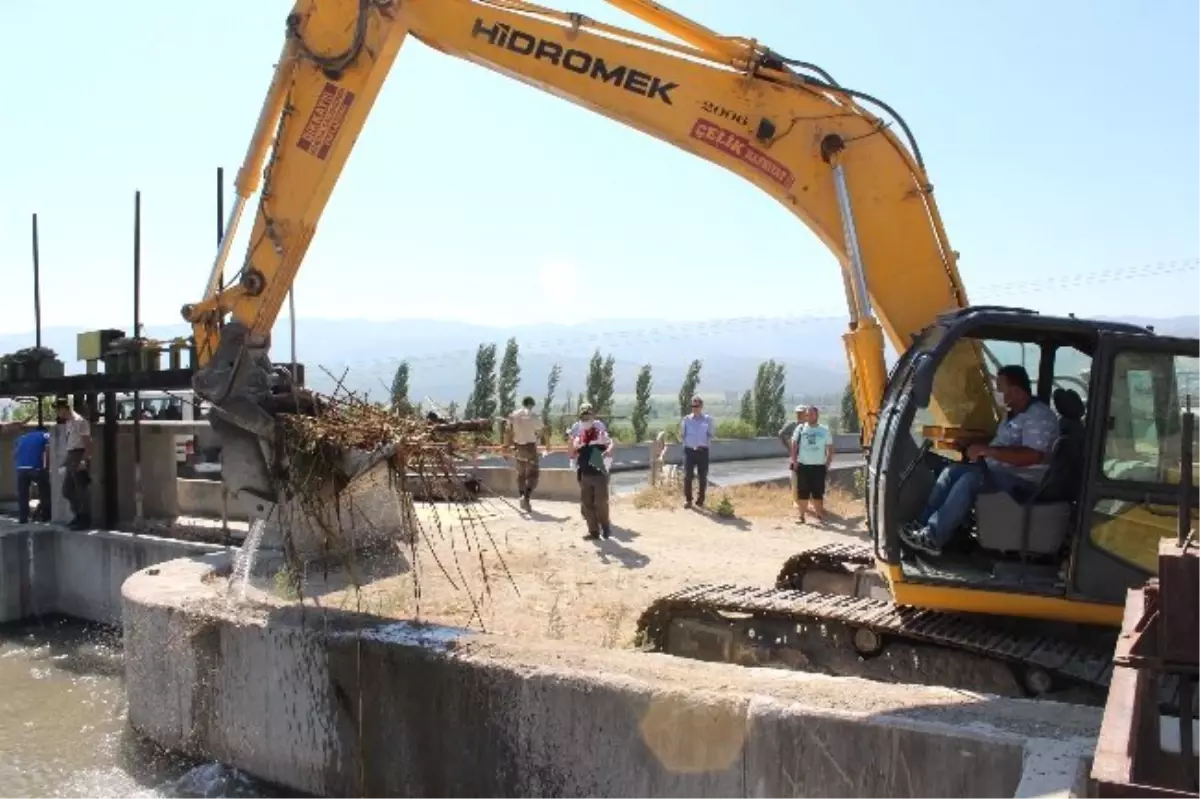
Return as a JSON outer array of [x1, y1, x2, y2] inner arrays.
[[103, 390, 118, 530], [133, 190, 144, 527], [32, 214, 44, 426], [1179, 395, 1194, 548]]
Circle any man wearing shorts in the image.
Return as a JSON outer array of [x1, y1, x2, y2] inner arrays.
[[791, 406, 833, 524], [780, 405, 807, 508]]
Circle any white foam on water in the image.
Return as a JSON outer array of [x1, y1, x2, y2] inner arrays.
[[347, 620, 468, 649]]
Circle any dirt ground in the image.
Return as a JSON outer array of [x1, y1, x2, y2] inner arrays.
[[288, 484, 868, 650]]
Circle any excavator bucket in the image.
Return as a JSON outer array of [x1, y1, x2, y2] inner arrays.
[[209, 402, 416, 559]]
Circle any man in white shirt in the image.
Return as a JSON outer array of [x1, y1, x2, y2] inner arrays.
[[55, 397, 92, 530], [679, 395, 716, 508], [506, 395, 543, 512]]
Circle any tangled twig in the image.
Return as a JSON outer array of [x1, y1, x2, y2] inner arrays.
[[269, 379, 514, 629]]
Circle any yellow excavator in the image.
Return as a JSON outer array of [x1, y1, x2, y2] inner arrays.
[[184, 0, 1199, 703]]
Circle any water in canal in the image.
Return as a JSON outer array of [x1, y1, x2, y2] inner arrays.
[[0, 615, 285, 798]]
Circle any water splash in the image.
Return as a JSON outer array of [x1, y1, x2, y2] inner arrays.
[[228, 520, 267, 601]]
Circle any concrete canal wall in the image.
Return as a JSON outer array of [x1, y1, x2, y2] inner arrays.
[[0, 520, 224, 625], [121, 555, 1100, 799]]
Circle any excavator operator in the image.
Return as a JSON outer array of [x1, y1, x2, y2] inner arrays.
[[901, 365, 1059, 556]]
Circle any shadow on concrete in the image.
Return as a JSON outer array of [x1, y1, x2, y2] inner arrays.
[[592, 535, 650, 569], [605, 524, 641, 543], [811, 510, 868, 536], [523, 508, 571, 524]]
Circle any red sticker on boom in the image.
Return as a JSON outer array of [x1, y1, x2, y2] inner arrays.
[[689, 119, 794, 189], [297, 82, 357, 161]]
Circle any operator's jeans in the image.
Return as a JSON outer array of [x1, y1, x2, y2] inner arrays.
[[918, 462, 1033, 547]]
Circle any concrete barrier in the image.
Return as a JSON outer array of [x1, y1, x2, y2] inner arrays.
[[46, 422, 181, 525], [0, 519, 225, 625], [122, 555, 1100, 798], [470, 466, 582, 502], [472, 434, 864, 472]]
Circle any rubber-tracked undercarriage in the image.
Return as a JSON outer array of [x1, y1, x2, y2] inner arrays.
[[636, 543, 1186, 712]]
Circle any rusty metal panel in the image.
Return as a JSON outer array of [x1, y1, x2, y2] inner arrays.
[[1158, 540, 1198, 669]]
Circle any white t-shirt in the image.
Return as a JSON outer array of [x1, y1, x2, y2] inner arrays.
[[508, 407, 542, 445], [63, 411, 90, 452]]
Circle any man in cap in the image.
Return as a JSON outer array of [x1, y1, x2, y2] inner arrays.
[[780, 405, 807, 508], [505, 395, 543, 512], [568, 404, 614, 539], [55, 396, 92, 530]]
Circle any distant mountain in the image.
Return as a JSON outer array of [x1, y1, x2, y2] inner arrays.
[[2, 313, 1195, 405]]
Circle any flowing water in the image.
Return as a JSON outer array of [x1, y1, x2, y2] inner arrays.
[[229, 519, 267, 601], [0, 615, 287, 798]]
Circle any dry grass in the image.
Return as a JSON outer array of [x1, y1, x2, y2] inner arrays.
[[632, 481, 859, 519]]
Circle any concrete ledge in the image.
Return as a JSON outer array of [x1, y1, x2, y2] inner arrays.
[[471, 434, 862, 472], [123, 555, 1100, 798], [470, 467, 583, 502], [0, 519, 227, 625]]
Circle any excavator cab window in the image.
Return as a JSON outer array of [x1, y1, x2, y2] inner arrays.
[[1078, 348, 1199, 582]]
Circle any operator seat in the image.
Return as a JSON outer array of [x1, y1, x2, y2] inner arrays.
[[974, 388, 1086, 557]]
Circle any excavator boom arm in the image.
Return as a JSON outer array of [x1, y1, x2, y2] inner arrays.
[[188, 0, 978, 478]]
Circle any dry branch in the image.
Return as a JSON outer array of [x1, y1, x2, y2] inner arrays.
[[268, 381, 513, 628]]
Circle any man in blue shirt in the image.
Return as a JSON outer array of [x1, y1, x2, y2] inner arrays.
[[679, 395, 715, 508], [13, 425, 51, 524]]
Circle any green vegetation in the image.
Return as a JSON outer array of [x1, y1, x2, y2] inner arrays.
[[464, 343, 498, 420], [585, 348, 616, 419], [840, 380, 860, 434], [541, 363, 561, 436], [390, 361, 411, 415], [677, 359, 703, 416], [631, 365, 653, 442], [716, 419, 755, 439], [398, 336, 852, 443], [751, 360, 787, 435], [497, 337, 521, 417]]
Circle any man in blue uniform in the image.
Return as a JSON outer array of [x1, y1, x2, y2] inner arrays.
[[13, 424, 51, 523]]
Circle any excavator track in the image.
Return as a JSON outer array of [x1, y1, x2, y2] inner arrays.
[[637, 582, 1114, 690], [636, 581, 1191, 711], [775, 542, 876, 590]]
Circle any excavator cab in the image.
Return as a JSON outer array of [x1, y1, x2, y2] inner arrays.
[[869, 306, 1199, 623], [639, 305, 1195, 701]]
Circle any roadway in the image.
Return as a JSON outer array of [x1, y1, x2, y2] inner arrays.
[[609, 452, 867, 495]]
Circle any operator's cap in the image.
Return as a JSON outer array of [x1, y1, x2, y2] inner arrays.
[[578, 402, 594, 416], [54, 396, 70, 408], [794, 404, 808, 413]]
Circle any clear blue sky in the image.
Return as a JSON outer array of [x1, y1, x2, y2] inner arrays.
[[2, 0, 1197, 337]]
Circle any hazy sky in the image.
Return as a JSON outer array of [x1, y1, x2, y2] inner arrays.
[[2, 0, 1197, 337]]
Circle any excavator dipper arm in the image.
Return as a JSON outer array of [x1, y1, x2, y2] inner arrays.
[[184, 0, 975, 513]]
